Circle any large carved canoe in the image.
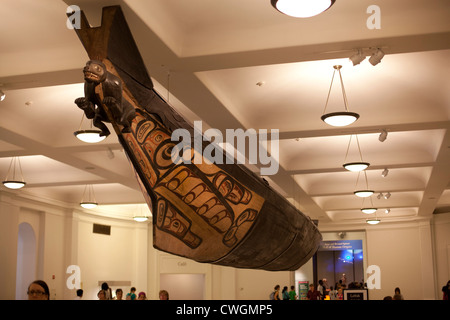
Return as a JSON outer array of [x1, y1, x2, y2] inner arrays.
[[70, 5, 321, 271]]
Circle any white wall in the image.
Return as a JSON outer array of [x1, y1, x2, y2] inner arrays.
[[15, 222, 37, 300], [0, 193, 20, 300], [2, 191, 449, 300], [321, 218, 443, 300], [0, 191, 149, 300], [235, 268, 292, 300], [76, 214, 148, 300], [432, 212, 450, 299], [366, 224, 425, 299]]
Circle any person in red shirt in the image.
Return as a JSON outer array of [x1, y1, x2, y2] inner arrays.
[[307, 284, 320, 300]]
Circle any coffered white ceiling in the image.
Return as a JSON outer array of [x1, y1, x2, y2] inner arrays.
[[1, 0, 449, 226]]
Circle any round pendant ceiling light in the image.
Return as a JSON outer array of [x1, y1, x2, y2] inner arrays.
[[366, 218, 380, 225], [2, 180, 26, 189], [361, 208, 377, 214], [271, 0, 336, 18], [321, 65, 359, 127], [343, 135, 370, 172], [80, 201, 98, 209], [321, 112, 360, 127], [74, 114, 107, 143], [74, 130, 106, 143], [353, 170, 374, 198], [133, 216, 149, 222], [354, 190, 374, 198], [2, 157, 26, 189], [343, 162, 370, 172], [79, 184, 98, 209]]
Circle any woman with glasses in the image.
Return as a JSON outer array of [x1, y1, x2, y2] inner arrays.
[[27, 280, 49, 300]]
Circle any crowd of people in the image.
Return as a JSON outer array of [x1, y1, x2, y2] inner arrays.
[[95, 282, 170, 300], [269, 278, 351, 301], [269, 285, 298, 300], [24, 278, 450, 300], [269, 277, 450, 301], [26, 280, 170, 300]]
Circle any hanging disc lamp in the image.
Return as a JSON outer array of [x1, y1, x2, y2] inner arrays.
[[321, 65, 359, 127], [271, 0, 336, 18]]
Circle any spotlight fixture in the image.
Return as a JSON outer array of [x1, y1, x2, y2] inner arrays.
[[0, 90, 5, 101], [384, 192, 391, 199], [379, 129, 388, 142], [2, 157, 26, 189], [349, 50, 366, 66], [80, 184, 98, 209], [381, 168, 389, 177], [377, 192, 383, 200], [74, 114, 106, 143], [321, 65, 360, 127], [369, 48, 385, 66], [366, 218, 380, 225], [271, 0, 336, 18], [343, 135, 370, 172], [385, 208, 390, 214]]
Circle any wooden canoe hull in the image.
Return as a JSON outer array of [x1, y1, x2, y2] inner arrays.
[[71, 5, 321, 271]]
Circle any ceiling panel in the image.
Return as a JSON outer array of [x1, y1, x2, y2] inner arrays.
[[0, 0, 448, 226]]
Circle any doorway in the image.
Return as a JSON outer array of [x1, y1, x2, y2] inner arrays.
[[15, 223, 37, 300], [316, 239, 364, 289], [160, 273, 205, 300]]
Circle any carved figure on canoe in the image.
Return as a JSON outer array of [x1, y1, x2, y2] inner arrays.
[[75, 60, 136, 136]]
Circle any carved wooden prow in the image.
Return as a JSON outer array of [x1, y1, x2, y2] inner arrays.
[[70, 5, 322, 271], [72, 6, 154, 106]]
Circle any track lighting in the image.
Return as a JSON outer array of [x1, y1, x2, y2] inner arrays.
[[379, 129, 388, 142], [385, 208, 390, 214], [271, 0, 336, 18], [377, 192, 391, 199], [0, 90, 5, 102], [369, 48, 385, 66], [381, 168, 389, 177], [349, 50, 366, 66], [348, 47, 386, 67]]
